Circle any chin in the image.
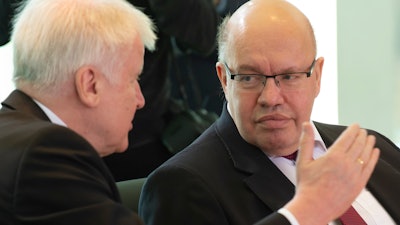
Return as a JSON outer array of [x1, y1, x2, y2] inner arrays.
[[119, 141, 130, 153], [117, 147, 128, 153]]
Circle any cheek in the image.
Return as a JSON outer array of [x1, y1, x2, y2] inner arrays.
[[116, 85, 136, 112], [229, 90, 258, 123], [288, 90, 316, 120], [225, 82, 255, 105], [223, 81, 233, 103]]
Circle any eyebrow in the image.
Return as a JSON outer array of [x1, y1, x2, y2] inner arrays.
[[235, 64, 301, 75], [234, 64, 261, 74]]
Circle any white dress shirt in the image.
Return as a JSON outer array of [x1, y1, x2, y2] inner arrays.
[[34, 99, 67, 127]]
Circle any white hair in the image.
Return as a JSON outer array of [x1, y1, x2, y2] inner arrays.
[[11, 0, 157, 93]]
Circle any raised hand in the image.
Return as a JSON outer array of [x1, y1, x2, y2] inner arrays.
[[284, 122, 380, 225]]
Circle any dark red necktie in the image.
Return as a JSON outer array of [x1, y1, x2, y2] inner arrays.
[[339, 206, 367, 225], [282, 151, 366, 224], [282, 151, 298, 161]]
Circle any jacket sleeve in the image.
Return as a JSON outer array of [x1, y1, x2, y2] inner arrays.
[[148, 0, 219, 56], [253, 213, 291, 225]]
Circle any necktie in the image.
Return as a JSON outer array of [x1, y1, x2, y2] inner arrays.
[[282, 151, 298, 161], [339, 206, 367, 225]]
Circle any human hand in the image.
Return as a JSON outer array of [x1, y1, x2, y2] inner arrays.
[[284, 122, 380, 225]]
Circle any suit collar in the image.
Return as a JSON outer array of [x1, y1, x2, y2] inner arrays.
[[1, 89, 50, 121], [215, 103, 295, 210]]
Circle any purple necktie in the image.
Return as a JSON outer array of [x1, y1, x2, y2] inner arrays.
[[282, 151, 298, 161]]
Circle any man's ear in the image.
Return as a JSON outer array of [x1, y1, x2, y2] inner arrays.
[[75, 66, 101, 107], [313, 57, 324, 97], [216, 62, 230, 103], [216, 62, 228, 93]]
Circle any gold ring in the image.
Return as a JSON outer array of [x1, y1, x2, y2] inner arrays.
[[357, 158, 364, 165]]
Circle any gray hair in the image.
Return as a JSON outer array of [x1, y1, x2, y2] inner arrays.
[[11, 0, 157, 93], [216, 15, 231, 64]]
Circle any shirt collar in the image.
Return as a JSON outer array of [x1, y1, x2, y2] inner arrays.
[[33, 99, 67, 127], [311, 121, 327, 151]]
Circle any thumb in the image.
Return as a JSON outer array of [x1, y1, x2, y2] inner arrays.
[[297, 122, 315, 165]]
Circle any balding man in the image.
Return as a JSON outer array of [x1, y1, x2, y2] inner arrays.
[[139, 0, 400, 224]]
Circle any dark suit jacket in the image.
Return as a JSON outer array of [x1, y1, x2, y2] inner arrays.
[[139, 103, 400, 225], [0, 90, 142, 225]]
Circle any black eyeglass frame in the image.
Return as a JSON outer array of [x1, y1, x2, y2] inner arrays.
[[223, 59, 316, 84]]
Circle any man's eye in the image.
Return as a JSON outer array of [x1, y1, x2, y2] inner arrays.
[[281, 74, 294, 80], [241, 75, 254, 82], [280, 74, 301, 80]]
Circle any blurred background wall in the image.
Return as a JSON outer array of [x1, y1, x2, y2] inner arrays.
[[337, 0, 400, 145]]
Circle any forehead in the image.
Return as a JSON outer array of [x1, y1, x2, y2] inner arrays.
[[127, 36, 145, 73], [226, 1, 314, 69]]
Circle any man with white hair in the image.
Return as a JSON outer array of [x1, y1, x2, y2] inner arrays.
[[0, 0, 156, 224]]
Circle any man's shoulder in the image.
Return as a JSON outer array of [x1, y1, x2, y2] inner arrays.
[[148, 125, 231, 185], [314, 121, 398, 145], [314, 121, 400, 161], [313, 121, 347, 133], [0, 111, 101, 180], [163, 126, 226, 165], [0, 111, 90, 149]]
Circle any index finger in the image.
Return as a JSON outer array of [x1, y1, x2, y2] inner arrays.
[[297, 122, 315, 166], [330, 123, 362, 154]]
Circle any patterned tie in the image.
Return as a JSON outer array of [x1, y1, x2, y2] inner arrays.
[[339, 206, 367, 225]]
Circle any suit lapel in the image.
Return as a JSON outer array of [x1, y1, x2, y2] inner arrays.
[[244, 167, 295, 210], [215, 104, 295, 211]]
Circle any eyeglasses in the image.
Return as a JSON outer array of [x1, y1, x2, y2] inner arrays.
[[223, 60, 316, 92]]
